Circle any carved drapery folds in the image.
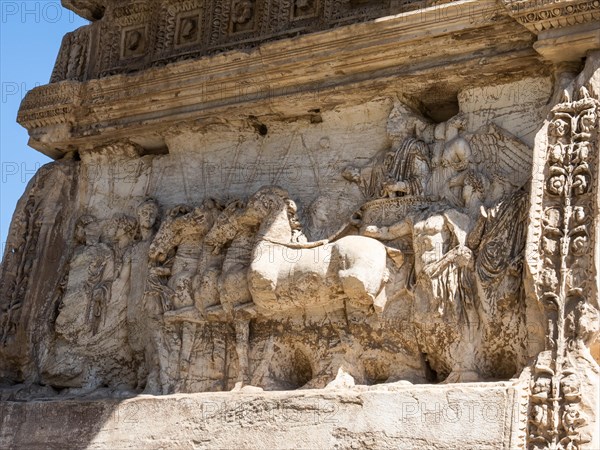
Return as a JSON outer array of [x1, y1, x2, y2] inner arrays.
[[5, 64, 600, 447], [528, 87, 600, 449], [0, 160, 79, 383], [2, 99, 541, 396]]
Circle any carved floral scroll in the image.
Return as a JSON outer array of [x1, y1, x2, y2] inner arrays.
[[528, 87, 600, 450]]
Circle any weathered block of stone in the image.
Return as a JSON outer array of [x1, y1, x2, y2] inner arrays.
[[1, 382, 526, 449]]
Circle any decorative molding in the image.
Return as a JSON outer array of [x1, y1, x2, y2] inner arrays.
[[501, 0, 600, 34], [50, 27, 91, 83], [51, 0, 480, 82], [17, 82, 83, 130], [97, 2, 153, 77], [18, 0, 548, 158], [527, 86, 600, 449], [501, 0, 600, 62]]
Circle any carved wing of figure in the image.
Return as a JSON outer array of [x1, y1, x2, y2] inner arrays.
[[466, 123, 532, 202]]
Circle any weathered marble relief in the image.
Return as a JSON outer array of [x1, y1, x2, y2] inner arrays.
[[1, 0, 599, 448], [524, 61, 600, 449]]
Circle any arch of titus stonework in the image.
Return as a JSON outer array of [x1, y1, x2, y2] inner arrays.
[[1, 0, 599, 448]]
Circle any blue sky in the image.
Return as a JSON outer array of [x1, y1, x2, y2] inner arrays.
[[0, 1, 87, 250]]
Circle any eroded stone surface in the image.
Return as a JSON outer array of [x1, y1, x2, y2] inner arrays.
[[1, 1, 600, 449], [3, 93, 547, 395], [0, 382, 527, 449]]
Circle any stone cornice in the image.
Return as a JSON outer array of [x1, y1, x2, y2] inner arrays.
[[501, 0, 600, 34], [55, 0, 471, 83], [500, 0, 600, 62], [20, 0, 548, 158]]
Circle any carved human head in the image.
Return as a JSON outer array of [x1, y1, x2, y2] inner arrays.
[[444, 114, 467, 141], [75, 214, 100, 245], [342, 166, 361, 183], [309, 196, 330, 226], [434, 122, 446, 141], [386, 102, 433, 144], [136, 199, 159, 230], [105, 214, 138, 247]]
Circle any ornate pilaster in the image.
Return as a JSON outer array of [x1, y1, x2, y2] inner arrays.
[[527, 83, 600, 448]]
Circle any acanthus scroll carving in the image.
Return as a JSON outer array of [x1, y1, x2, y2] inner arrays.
[[528, 87, 600, 450]]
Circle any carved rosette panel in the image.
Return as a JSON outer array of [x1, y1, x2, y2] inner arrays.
[[96, 2, 152, 78], [154, 0, 207, 64], [528, 87, 600, 450], [292, 0, 320, 21]]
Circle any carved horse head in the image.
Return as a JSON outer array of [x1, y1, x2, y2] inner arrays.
[[149, 200, 220, 263], [243, 186, 295, 241], [204, 199, 247, 251]]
